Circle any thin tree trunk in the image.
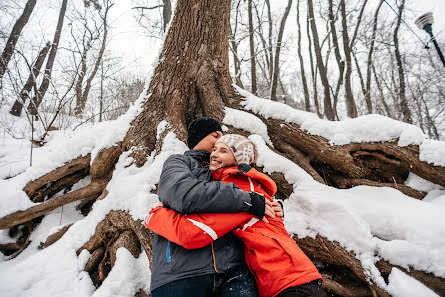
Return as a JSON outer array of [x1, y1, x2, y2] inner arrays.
[[9, 42, 51, 117], [372, 63, 392, 117], [308, 0, 335, 120], [75, 3, 113, 116], [229, 27, 243, 88], [393, 0, 412, 123], [265, 0, 273, 82], [0, 0, 37, 80], [28, 0, 68, 116], [327, 0, 345, 115], [307, 15, 321, 118], [340, 0, 357, 118], [296, 0, 310, 112], [247, 0, 257, 95], [365, 0, 384, 114], [162, 0, 172, 32], [270, 0, 293, 101]]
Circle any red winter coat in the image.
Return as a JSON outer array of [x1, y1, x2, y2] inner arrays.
[[145, 165, 322, 297]]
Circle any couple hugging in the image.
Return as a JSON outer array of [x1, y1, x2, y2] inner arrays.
[[145, 117, 323, 297]]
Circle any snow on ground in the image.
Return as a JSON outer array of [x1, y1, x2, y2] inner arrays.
[[387, 268, 440, 297], [1, 85, 444, 296]]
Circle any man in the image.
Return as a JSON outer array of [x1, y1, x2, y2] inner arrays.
[[150, 117, 280, 297]]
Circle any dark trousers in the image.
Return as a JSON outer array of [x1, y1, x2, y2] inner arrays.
[[276, 279, 324, 297], [151, 266, 259, 297]]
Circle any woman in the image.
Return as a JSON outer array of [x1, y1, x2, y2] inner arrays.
[[146, 134, 323, 297]]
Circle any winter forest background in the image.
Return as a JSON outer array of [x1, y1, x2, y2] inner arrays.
[[0, 0, 445, 296]]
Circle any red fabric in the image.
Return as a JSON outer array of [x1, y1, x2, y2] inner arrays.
[[145, 166, 322, 297]]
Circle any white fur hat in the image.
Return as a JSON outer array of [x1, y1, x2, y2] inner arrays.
[[215, 134, 255, 165]]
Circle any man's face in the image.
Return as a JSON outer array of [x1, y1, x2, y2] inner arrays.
[[193, 131, 223, 152]]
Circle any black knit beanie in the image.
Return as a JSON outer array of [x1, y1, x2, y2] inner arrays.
[[187, 117, 222, 149]]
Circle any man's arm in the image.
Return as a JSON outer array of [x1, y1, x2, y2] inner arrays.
[[145, 206, 253, 249], [157, 154, 252, 214]]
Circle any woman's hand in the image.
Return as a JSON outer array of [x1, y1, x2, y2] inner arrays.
[[271, 199, 284, 218], [262, 199, 276, 223]]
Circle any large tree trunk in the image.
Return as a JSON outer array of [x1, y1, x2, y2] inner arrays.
[[1, 1, 445, 296], [0, 0, 37, 81]]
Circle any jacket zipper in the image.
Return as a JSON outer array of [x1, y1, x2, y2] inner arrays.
[[211, 242, 219, 273]]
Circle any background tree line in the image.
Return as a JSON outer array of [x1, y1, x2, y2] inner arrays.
[[0, 0, 444, 140]]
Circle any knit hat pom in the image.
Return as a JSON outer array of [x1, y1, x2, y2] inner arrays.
[[215, 134, 256, 165]]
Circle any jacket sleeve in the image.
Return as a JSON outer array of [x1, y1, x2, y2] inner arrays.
[[157, 154, 252, 214], [145, 206, 253, 249]]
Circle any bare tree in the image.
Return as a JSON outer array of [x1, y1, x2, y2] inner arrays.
[[308, 0, 335, 120], [247, 0, 257, 95], [28, 0, 68, 116], [270, 0, 292, 101], [73, 0, 114, 116], [393, 0, 412, 123], [0, 0, 37, 81], [340, 0, 358, 118], [296, 0, 310, 111], [9, 42, 51, 116], [364, 0, 384, 114]]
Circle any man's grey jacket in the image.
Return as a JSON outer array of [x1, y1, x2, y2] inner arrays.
[[150, 150, 252, 291]]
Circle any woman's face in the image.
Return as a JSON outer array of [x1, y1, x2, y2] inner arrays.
[[209, 142, 237, 171]]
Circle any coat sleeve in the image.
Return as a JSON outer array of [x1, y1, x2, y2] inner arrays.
[[157, 154, 252, 214], [145, 206, 253, 249]]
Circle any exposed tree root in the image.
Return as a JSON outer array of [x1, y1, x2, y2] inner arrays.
[[44, 223, 72, 248], [77, 210, 154, 286], [331, 177, 426, 199], [0, 179, 107, 230], [376, 259, 445, 296], [24, 154, 91, 199], [296, 234, 445, 297]]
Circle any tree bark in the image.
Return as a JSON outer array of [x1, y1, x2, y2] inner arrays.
[[0, 0, 37, 80], [28, 0, 68, 116], [270, 0, 292, 102]]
